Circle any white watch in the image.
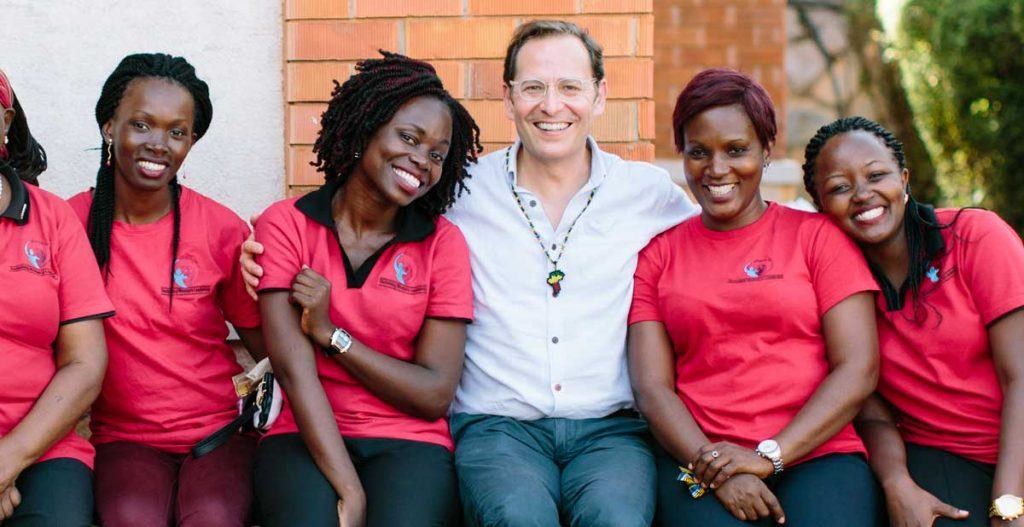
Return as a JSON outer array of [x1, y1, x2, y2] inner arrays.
[[756, 439, 784, 476], [326, 327, 353, 356], [990, 494, 1024, 521]]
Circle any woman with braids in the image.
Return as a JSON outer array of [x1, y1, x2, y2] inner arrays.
[[0, 68, 111, 526], [65, 53, 266, 526], [803, 117, 1024, 527], [251, 51, 479, 527], [628, 69, 883, 526]]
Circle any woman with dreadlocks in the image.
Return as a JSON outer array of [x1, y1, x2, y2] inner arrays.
[[66, 53, 266, 526], [803, 117, 1024, 527], [251, 51, 480, 527], [0, 67, 111, 526]]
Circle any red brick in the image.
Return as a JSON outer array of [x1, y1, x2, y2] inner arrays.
[[601, 142, 655, 162], [656, 27, 705, 47], [430, 61, 467, 99], [287, 186, 318, 198], [288, 146, 323, 186], [554, 16, 635, 57], [461, 100, 516, 143], [407, 18, 518, 59], [593, 101, 636, 142], [288, 104, 328, 145], [637, 14, 653, 56], [287, 20, 400, 60], [286, 0, 347, 19], [468, 60, 505, 100], [639, 100, 655, 140], [604, 58, 652, 99], [354, 0, 461, 17], [582, 0, 653, 13], [287, 62, 353, 102], [469, 0, 577, 15]]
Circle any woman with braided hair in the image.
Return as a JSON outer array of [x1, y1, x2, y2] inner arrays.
[[803, 117, 1024, 527], [251, 51, 480, 527], [66, 53, 267, 526], [0, 67, 111, 526]]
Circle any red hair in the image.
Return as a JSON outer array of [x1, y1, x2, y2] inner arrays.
[[672, 68, 776, 153]]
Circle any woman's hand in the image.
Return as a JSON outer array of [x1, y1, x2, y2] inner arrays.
[[0, 485, 21, 520], [241, 213, 265, 301], [692, 441, 774, 488], [0, 439, 27, 497], [337, 490, 367, 527], [714, 473, 786, 524], [291, 267, 334, 348], [882, 476, 968, 527]]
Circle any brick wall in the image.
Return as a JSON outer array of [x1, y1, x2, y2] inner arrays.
[[284, 0, 655, 196], [653, 0, 787, 160]]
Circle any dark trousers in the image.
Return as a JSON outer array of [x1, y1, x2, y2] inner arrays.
[[655, 447, 884, 526], [904, 443, 995, 527], [254, 433, 459, 527], [5, 458, 92, 527], [94, 435, 257, 527]]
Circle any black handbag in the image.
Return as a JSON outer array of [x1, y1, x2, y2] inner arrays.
[[192, 368, 281, 458]]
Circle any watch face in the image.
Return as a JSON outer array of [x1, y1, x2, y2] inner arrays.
[[995, 495, 1024, 515], [758, 439, 780, 457]]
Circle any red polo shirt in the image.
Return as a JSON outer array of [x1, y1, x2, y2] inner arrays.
[[874, 208, 1024, 464], [1, 176, 113, 468], [629, 203, 878, 464], [255, 179, 473, 450], [68, 186, 259, 454]]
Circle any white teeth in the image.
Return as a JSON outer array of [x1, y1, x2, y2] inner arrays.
[[536, 122, 570, 131], [394, 167, 421, 188], [707, 183, 737, 197], [855, 207, 884, 221], [137, 160, 167, 172]]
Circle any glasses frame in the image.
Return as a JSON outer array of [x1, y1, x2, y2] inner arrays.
[[506, 77, 600, 102]]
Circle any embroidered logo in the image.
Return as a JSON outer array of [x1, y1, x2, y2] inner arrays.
[[925, 266, 940, 283], [8, 240, 56, 278], [379, 252, 426, 294], [729, 258, 783, 283], [160, 256, 212, 296]]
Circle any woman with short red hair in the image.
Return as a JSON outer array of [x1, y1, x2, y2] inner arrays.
[[628, 69, 883, 526]]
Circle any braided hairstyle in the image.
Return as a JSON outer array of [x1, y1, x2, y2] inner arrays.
[[0, 92, 48, 186], [313, 51, 481, 217], [90, 53, 212, 309], [802, 116, 957, 312]]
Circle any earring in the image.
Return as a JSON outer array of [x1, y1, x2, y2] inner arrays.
[[904, 193, 909, 204], [763, 157, 771, 170], [105, 139, 113, 167], [3, 136, 7, 145], [354, 151, 361, 159]]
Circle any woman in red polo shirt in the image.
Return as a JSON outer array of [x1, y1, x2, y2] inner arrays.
[[67, 54, 266, 527], [802, 116, 1024, 527], [253, 52, 479, 527], [0, 68, 111, 526], [628, 69, 883, 526]]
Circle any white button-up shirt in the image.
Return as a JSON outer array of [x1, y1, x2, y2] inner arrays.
[[446, 138, 697, 420]]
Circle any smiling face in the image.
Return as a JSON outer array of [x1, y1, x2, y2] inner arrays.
[[682, 104, 770, 231], [812, 130, 910, 247], [503, 35, 606, 164], [353, 95, 453, 208], [103, 77, 195, 194]]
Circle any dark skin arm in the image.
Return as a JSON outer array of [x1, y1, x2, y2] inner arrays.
[[291, 267, 467, 421], [990, 309, 1024, 527], [260, 292, 365, 527], [855, 395, 969, 527], [0, 319, 107, 521], [234, 327, 267, 362]]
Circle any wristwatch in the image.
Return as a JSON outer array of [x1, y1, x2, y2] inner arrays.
[[324, 327, 353, 357], [989, 494, 1024, 521], [756, 439, 785, 476]]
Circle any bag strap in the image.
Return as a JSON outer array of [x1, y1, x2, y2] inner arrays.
[[191, 403, 256, 458]]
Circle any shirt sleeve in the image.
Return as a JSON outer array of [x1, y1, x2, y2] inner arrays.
[[54, 203, 114, 324], [217, 216, 261, 329], [643, 166, 696, 240], [629, 233, 668, 325], [253, 201, 304, 293], [805, 217, 879, 317], [958, 211, 1024, 324], [425, 222, 473, 321]]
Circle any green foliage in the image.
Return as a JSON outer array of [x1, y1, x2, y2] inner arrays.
[[897, 0, 1024, 233]]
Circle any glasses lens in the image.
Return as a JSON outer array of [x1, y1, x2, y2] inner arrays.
[[557, 79, 588, 99], [517, 80, 547, 100]]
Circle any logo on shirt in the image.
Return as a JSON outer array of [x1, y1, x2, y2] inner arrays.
[[8, 240, 56, 278], [379, 252, 426, 294], [925, 265, 940, 283], [160, 256, 212, 296], [728, 258, 783, 283]]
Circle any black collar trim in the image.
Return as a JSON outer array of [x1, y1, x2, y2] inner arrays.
[[1, 169, 30, 225], [871, 203, 946, 311]]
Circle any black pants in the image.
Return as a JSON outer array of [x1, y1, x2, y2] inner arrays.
[[904, 443, 994, 527], [655, 447, 884, 526], [6, 458, 92, 527], [255, 433, 459, 527]]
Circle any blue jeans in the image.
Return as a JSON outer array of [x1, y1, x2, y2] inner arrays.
[[451, 412, 655, 527]]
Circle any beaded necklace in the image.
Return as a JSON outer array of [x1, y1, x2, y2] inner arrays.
[[505, 147, 597, 297]]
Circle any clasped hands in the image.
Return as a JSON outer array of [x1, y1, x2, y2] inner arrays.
[[690, 441, 786, 524]]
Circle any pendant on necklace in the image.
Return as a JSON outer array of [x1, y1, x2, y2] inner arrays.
[[546, 269, 566, 297]]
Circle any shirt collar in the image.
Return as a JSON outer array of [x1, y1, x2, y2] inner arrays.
[[293, 177, 435, 242], [504, 136, 609, 191], [0, 170, 30, 225]]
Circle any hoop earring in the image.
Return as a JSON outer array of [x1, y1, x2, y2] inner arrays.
[[105, 140, 113, 167]]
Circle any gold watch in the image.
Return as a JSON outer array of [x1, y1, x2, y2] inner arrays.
[[990, 494, 1024, 521]]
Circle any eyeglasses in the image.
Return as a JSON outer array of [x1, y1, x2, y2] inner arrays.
[[507, 78, 598, 102]]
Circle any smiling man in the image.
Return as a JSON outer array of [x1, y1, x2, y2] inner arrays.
[[445, 21, 696, 526]]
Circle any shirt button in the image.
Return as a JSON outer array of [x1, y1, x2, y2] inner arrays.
[[554, 384, 562, 392], [551, 243, 557, 250], [552, 337, 559, 344], [530, 200, 537, 207]]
